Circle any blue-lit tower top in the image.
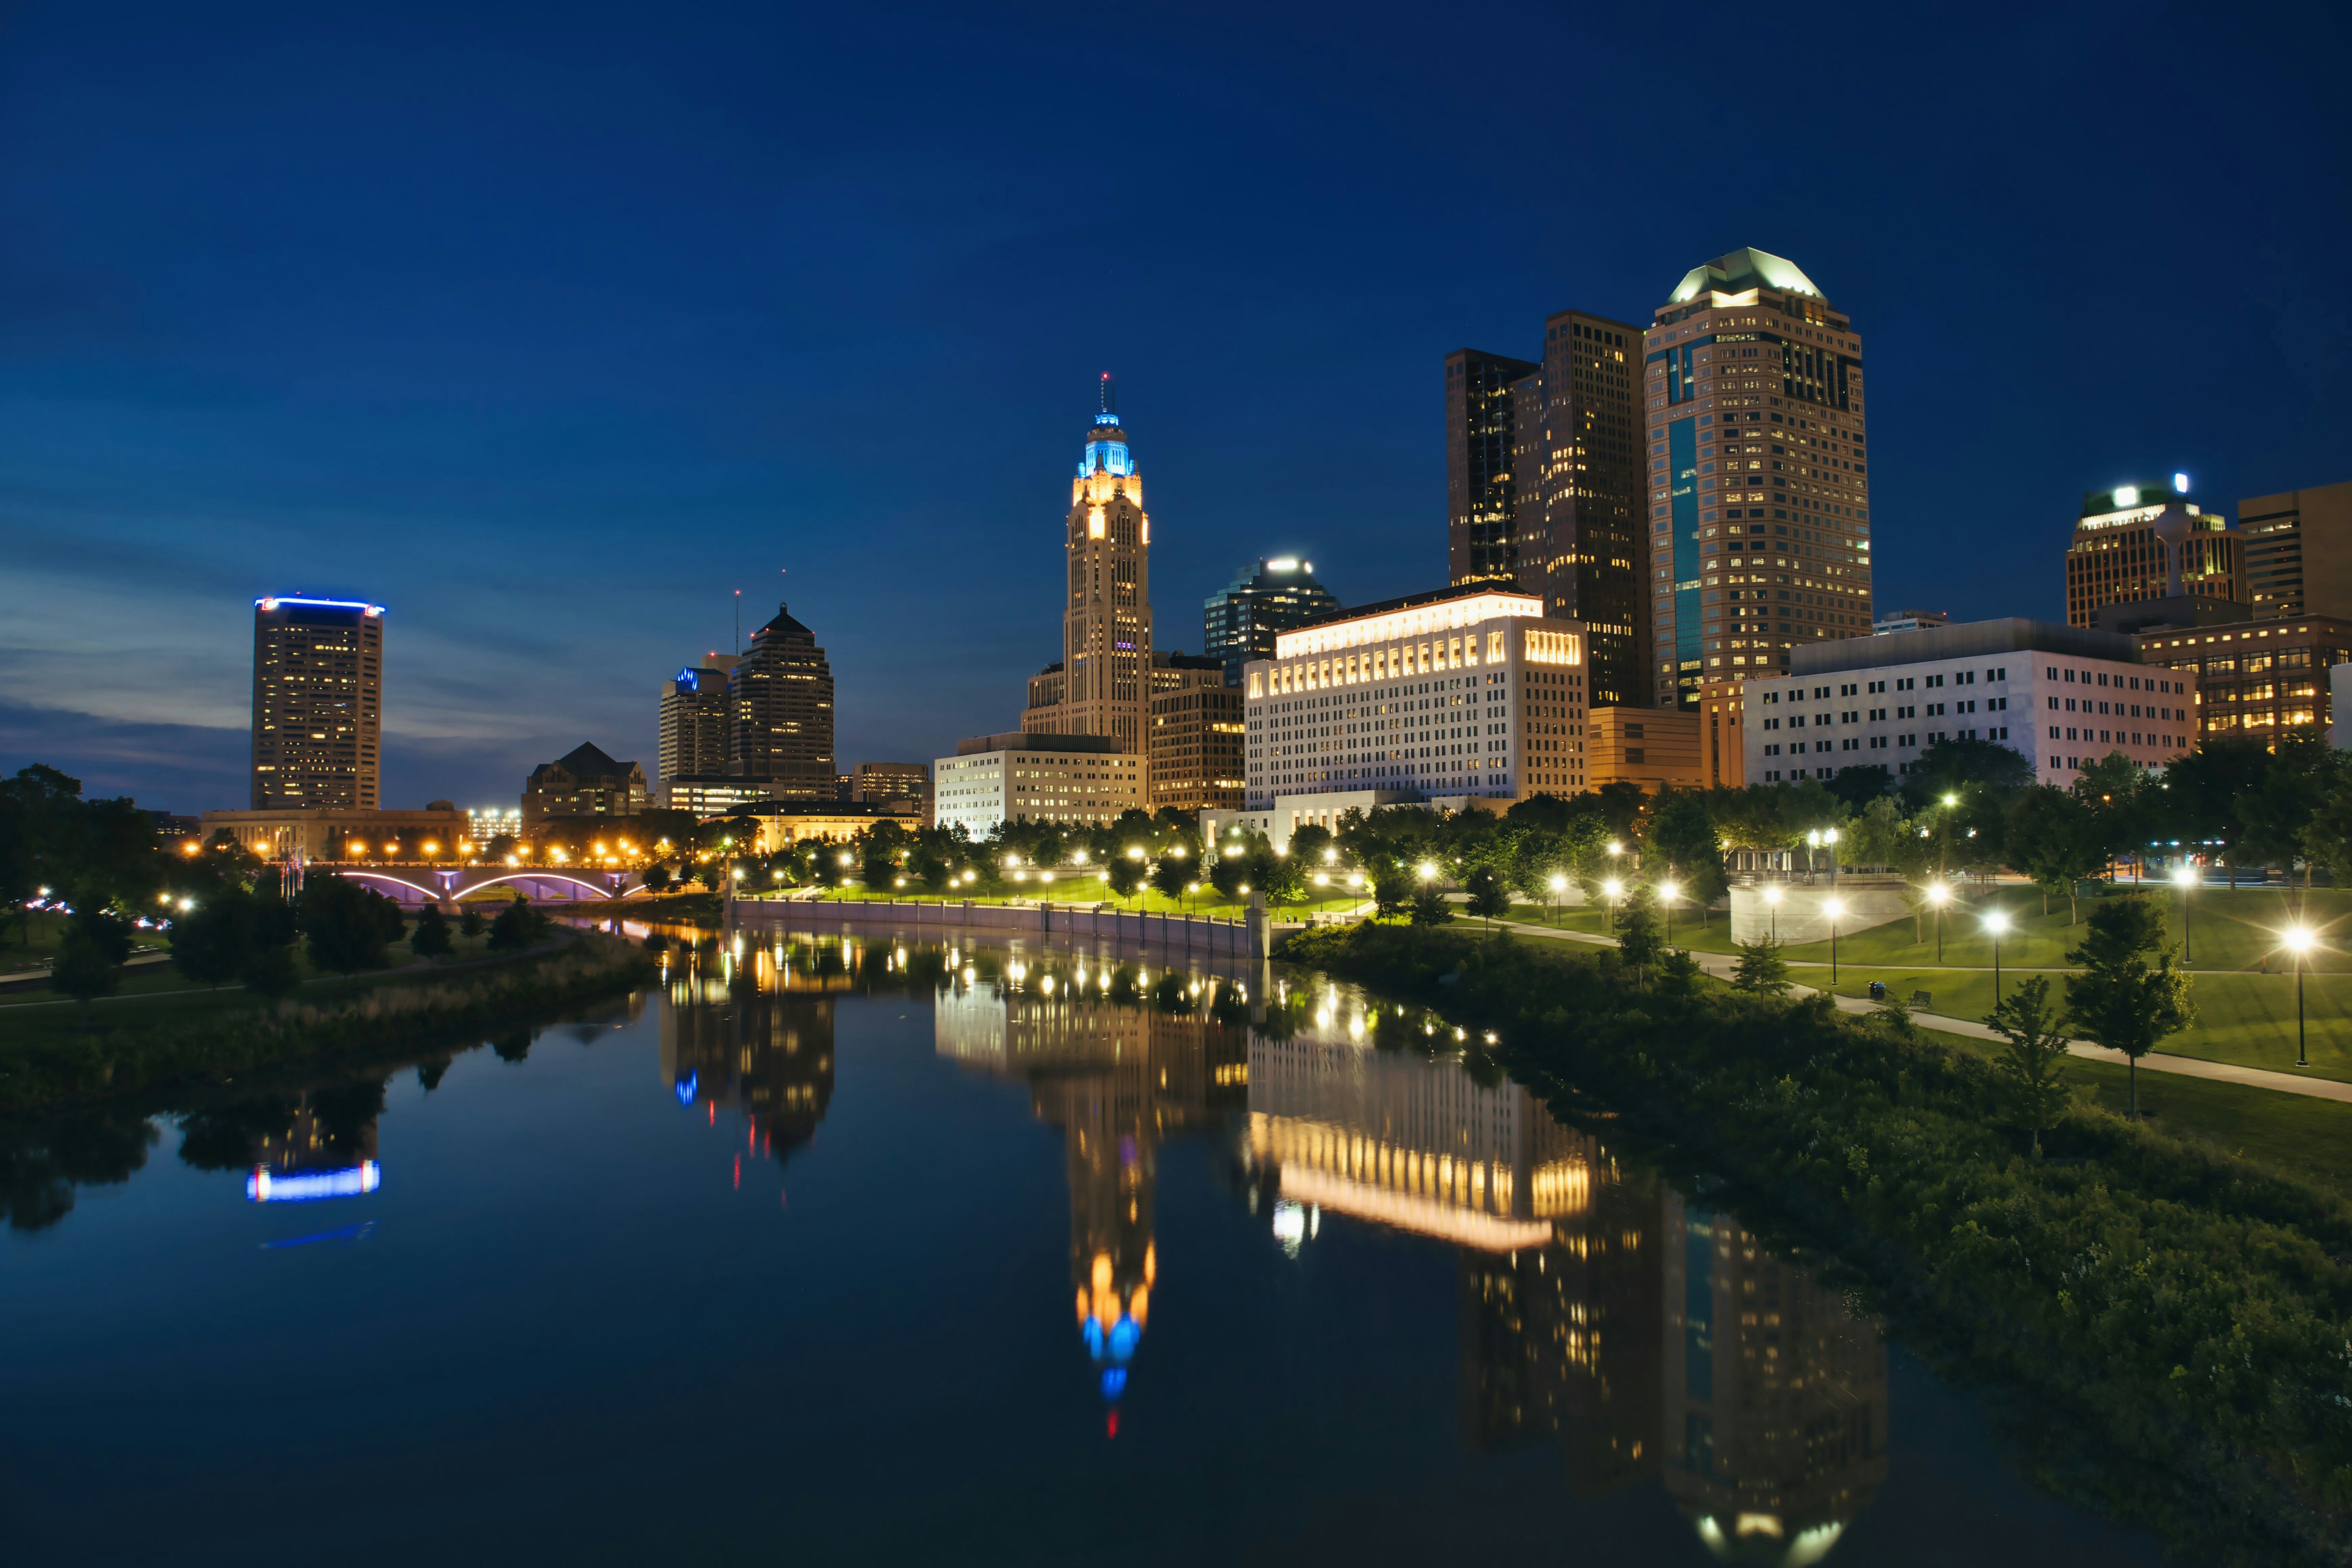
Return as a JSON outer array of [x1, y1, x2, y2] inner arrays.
[[1079, 372, 1135, 478]]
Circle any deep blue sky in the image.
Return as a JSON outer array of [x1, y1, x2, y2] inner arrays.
[[2, 1, 2345, 812]]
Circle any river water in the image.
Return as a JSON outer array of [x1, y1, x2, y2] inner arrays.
[[1, 927, 2169, 1566]]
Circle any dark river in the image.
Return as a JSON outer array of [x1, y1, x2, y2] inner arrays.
[[1, 926, 2168, 1566]]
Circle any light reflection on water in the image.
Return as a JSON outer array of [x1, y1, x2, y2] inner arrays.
[[0, 927, 2162, 1566]]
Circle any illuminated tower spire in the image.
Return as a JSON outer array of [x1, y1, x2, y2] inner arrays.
[[1023, 379, 1153, 757]]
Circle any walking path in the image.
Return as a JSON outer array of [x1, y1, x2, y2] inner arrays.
[[1490, 918, 2352, 1106]]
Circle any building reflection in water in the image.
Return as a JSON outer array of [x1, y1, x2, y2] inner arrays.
[[936, 951, 1249, 1433], [1243, 984, 1888, 1562], [657, 935, 837, 1170], [236, 1084, 385, 1204]]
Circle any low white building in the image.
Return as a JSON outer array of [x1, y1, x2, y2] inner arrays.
[[1743, 617, 2198, 784], [932, 731, 1142, 839], [1241, 584, 1589, 811]]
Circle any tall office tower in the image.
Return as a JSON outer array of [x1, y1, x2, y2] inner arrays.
[[1643, 249, 1872, 710], [729, 603, 835, 797], [2239, 480, 2352, 620], [1021, 376, 1153, 756], [2063, 477, 2238, 628], [1202, 557, 1340, 685], [1445, 317, 1646, 705], [1445, 349, 1539, 587], [1148, 653, 1243, 813], [657, 655, 737, 802], [250, 595, 383, 811]]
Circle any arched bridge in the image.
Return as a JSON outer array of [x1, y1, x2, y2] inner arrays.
[[316, 864, 654, 907]]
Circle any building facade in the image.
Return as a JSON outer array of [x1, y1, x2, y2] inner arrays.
[[1446, 349, 1540, 592], [202, 804, 467, 862], [932, 732, 1144, 839], [852, 761, 932, 816], [2135, 616, 2352, 747], [2238, 480, 2352, 621], [730, 603, 835, 797], [658, 658, 736, 802], [1022, 379, 1153, 758], [251, 595, 384, 812], [1643, 249, 1873, 710], [1147, 676, 1245, 816], [1202, 558, 1341, 685], [2062, 479, 2237, 629], [662, 775, 794, 818], [1586, 706, 1702, 792], [1241, 584, 1587, 810], [1872, 608, 1947, 636], [522, 742, 650, 824], [1743, 619, 2198, 784]]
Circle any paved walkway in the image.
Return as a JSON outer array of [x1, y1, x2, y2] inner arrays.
[[1490, 918, 2352, 1106]]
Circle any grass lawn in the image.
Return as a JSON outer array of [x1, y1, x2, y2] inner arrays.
[[0, 910, 175, 974], [0, 929, 499, 1022]]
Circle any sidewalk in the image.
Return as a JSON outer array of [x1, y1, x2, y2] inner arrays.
[[1489, 917, 2352, 1106]]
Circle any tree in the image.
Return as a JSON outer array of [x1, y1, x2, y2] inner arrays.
[[1289, 823, 1335, 867], [1615, 892, 1663, 982], [487, 895, 539, 953], [241, 892, 301, 998], [2006, 786, 2105, 922], [1731, 935, 1792, 995], [1371, 865, 1412, 921], [1257, 853, 1306, 910], [1106, 854, 1145, 902], [1985, 974, 2071, 1157], [411, 903, 454, 963], [1150, 855, 1191, 904], [459, 904, 486, 940], [51, 907, 132, 1022], [2241, 728, 2341, 883], [641, 864, 673, 894], [1408, 885, 1452, 927], [302, 874, 406, 974], [1899, 735, 2036, 810], [1648, 792, 1728, 911], [1825, 764, 1893, 813], [1463, 865, 1509, 929], [170, 888, 252, 989], [2064, 895, 2193, 1120], [2164, 737, 2272, 883]]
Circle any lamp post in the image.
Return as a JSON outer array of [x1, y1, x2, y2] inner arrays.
[[1548, 872, 1568, 927], [1825, 897, 1844, 986], [1762, 883, 1782, 941], [2285, 925, 2315, 1068], [1660, 881, 1680, 947], [1926, 881, 1950, 964], [1984, 911, 2010, 1006], [1822, 826, 1841, 889], [1602, 877, 1623, 935], [2172, 861, 2197, 965]]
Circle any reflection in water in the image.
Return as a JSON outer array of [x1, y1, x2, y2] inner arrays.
[[1243, 987, 1890, 1562], [659, 940, 837, 1167], [936, 952, 1250, 1432]]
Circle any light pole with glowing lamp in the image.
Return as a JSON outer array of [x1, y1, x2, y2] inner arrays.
[[1659, 881, 1680, 946], [1548, 872, 1568, 927], [2172, 861, 2197, 965], [1602, 878, 1623, 935], [1762, 883, 1781, 941], [1926, 881, 1950, 963], [2285, 925, 2315, 1068], [1983, 911, 2010, 1005], [1825, 897, 1844, 986]]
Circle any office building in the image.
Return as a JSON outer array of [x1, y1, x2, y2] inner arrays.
[[1643, 249, 1873, 709], [1241, 583, 1588, 812], [201, 803, 467, 862], [1148, 670, 1245, 816], [932, 732, 1145, 839], [250, 595, 384, 811], [2239, 480, 2352, 620], [1744, 619, 2197, 784], [1586, 706, 1702, 791], [467, 806, 522, 848], [1872, 608, 1947, 636], [1021, 378, 1154, 759], [852, 761, 932, 816], [1697, 679, 1747, 789], [721, 800, 912, 856], [663, 775, 798, 818], [2135, 617, 2352, 746], [658, 656, 737, 802], [1446, 314, 1646, 707], [522, 743, 649, 824], [1203, 558, 1341, 685], [730, 603, 835, 797], [2063, 477, 2237, 628]]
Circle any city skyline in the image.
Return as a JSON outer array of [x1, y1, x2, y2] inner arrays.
[[2, 4, 2346, 810]]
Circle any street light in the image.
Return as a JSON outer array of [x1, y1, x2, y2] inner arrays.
[[1926, 881, 1950, 963], [2285, 925, 2315, 1068], [1602, 877, 1623, 934], [1659, 881, 1681, 945], [1548, 872, 1568, 927], [1822, 827, 1841, 887], [1762, 883, 1782, 941], [2173, 861, 2198, 964], [1825, 897, 1845, 986], [1417, 862, 1437, 882], [1984, 911, 2010, 1005]]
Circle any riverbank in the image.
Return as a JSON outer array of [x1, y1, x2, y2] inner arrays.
[[1278, 921, 2352, 1568], [0, 932, 655, 1112]]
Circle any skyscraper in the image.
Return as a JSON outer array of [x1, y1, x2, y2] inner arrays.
[[658, 656, 737, 802], [1445, 349, 1539, 589], [1022, 376, 1153, 756], [730, 603, 835, 797], [2237, 479, 2352, 621], [249, 595, 383, 810], [1202, 557, 1341, 685], [2063, 477, 2237, 628], [1643, 248, 1873, 709]]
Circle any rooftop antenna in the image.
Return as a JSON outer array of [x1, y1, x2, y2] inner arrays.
[[733, 589, 741, 656], [1101, 371, 1114, 417]]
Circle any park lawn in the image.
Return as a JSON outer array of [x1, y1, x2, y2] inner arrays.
[[0, 910, 175, 974], [1917, 1025, 2352, 1195], [0, 927, 500, 1011]]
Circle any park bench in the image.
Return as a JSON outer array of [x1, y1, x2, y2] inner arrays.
[[1908, 990, 1933, 1010]]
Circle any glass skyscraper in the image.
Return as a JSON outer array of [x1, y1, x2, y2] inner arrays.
[[1202, 557, 1340, 685]]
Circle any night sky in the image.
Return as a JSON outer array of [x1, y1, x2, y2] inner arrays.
[[2, 1, 2344, 812]]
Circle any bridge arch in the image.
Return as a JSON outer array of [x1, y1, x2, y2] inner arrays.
[[456, 870, 619, 900], [335, 872, 445, 903]]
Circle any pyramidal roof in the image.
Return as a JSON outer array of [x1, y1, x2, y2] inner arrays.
[[1667, 247, 1823, 305], [553, 741, 631, 777]]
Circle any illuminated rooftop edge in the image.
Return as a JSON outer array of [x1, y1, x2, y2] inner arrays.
[[256, 596, 385, 616], [1273, 590, 1542, 659]]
